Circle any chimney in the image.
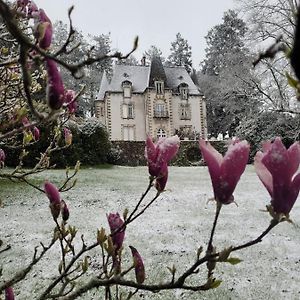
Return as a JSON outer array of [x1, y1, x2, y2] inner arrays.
[[141, 56, 146, 66]]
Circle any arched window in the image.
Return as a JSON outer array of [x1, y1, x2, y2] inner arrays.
[[179, 83, 189, 100], [157, 128, 166, 139], [122, 80, 132, 98]]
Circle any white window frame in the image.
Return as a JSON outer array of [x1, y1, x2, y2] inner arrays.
[[180, 103, 191, 120], [155, 81, 164, 94], [154, 103, 167, 117], [122, 81, 132, 98], [157, 128, 166, 139], [122, 103, 134, 119]]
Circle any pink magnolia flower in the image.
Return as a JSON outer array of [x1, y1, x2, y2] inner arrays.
[[44, 181, 61, 219], [33, 9, 52, 49], [107, 213, 125, 252], [199, 139, 250, 204], [45, 58, 65, 110], [0, 148, 6, 168], [254, 137, 300, 216], [5, 287, 15, 300], [64, 128, 72, 146], [129, 246, 145, 284], [64, 89, 77, 114], [145, 135, 180, 191]]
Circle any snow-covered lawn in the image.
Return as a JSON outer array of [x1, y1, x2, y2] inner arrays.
[[1, 166, 300, 299]]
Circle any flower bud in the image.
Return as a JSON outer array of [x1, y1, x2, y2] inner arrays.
[[0, 148, 6, 168], [44, 181, 61, 219], [145, 135, 180, 191], [255, 137, 300, 217], [61, 200, 69, 221], [45, 58, 65, 110], [5, 286, 15, 300], [107, 213, 125, 252], [199, 139, 249, 204], [34, 9, 52, 49], [129, 246, 145, 284]]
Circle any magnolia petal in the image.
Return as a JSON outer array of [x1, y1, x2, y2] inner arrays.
[[46, 58, 65, 110], [199, 140, 222, 194], [44, 181, 60, 205], [254, 151, 273, 197], [145, 135, 157, 162], [261, 141, 272, 153], [262, 138, 291, 186], [219, 140, 249, 203], [129, 246, 145, 284], [157, 135, 180, 163], [155, 163, 168, 192], [145, 136, 159, 176], [5, 287, 15, 300], [287, 142, 300, 180]]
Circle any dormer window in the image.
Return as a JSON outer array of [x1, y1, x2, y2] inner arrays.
[[179, 83, 189, 100], [122, 80, 132, 98], [155, 81, 164, 95]]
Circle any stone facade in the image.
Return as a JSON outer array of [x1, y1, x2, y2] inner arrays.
[[95, 57, 207, 141]]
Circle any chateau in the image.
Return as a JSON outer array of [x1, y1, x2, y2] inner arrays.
[[95, 57, 207, 141]]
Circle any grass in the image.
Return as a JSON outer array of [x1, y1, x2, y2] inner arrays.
[[1, 166, 300, 299]]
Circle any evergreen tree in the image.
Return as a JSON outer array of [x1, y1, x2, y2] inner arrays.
[[199, 10, 259, 138], [143, 45, 165, 64], [167, 33, 192, 73], [202, 10, 247, 76]]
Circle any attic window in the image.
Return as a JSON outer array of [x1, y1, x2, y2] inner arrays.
[[122, 81, 132, 98], [123, 72, 130, 78], [155, 81, 164, 95], [178, 76, 183, 80], [179, 83, 189, 100]]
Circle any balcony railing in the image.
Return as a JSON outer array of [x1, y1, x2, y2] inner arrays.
[[153, 110, 169, 118]]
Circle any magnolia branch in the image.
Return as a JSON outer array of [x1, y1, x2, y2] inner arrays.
[[0, 239, 56, 292]]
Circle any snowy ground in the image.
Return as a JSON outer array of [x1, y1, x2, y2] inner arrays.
[[1, 166, 300, 299]]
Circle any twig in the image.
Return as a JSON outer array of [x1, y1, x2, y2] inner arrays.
[[0, 239, 56, 292]]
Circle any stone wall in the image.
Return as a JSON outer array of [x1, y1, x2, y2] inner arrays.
[[110, 140, 226, 166]]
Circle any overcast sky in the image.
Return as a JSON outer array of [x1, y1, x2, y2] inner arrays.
[[33, 0, 236, 67]]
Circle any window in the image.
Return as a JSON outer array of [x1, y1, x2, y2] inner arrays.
[[157, 128, 166, 139], [154, 103, 168, 118], [179, 84, 189, 100], [122, 103, 134, 119], [122, 81, 132, 98], [155, 81, 164, 94], [181, 87, 188, 100], [123, 126, 135, 141], [180, 103, 191, 120], [128, 104, 134, 119]]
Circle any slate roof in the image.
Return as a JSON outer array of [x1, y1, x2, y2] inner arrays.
[[96, 64, 150, 100], [164, 66, 201, 95], [96, 60, 201, 100], [96, 72, 110, 100], [149, 56, 168, 88]]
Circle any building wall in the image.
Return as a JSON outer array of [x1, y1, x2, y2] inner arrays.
[[103, 92, 147, 141], [171, 94, 207, 140], [96, 87, 208, 141], [146, 88, 173, 138]]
